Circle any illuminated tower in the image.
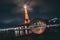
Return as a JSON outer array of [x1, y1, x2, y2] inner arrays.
[[24, 5, 30, 24], [24, 5, 30, 34], [15, 5, 31, 36]]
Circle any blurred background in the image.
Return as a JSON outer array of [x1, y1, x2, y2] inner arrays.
[[0, 0, 60, 40]]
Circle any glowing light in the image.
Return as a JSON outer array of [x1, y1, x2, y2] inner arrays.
[[24, 5, 27, 8]]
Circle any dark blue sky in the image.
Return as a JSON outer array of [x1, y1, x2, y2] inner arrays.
[[0, 0, 60, 28]]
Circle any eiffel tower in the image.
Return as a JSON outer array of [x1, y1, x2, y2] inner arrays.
[[24, 5, 30, 24], [24, 5, 31, 34]]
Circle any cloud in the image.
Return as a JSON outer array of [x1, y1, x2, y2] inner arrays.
[[2, 18, 23, 24]]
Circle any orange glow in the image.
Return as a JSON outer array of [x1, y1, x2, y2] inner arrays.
[[24, 5, 29, 19], [25, 19, 30, 24], [24, 5, 30, 24]]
